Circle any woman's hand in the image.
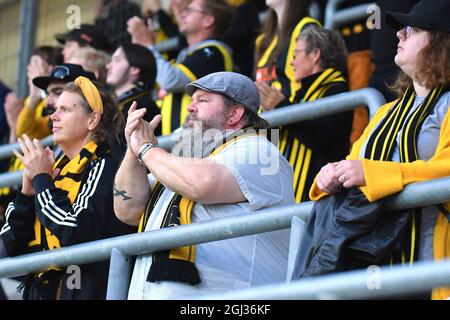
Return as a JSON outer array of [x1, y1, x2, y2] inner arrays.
[[334, 160, 366, 188], [315, 162, 343, 194], [13, 134, 57, 180], [255, 82, 286, 111]]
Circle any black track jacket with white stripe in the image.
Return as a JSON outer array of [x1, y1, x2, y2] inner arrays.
[[0, 152, 136, 300]]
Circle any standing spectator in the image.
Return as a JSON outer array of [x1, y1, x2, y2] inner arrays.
[[94, 0, 142, 48], [114, 72, 294, 299], [0, 77, 136, 299], [223, 0, 260, 77], [55, 24, 112, 62], [106, 43, 161, 144], [255, 0, 320, 111], [297, 0, 450, 300], [127, 0, 234, 135], [140, 0, 190, 61]]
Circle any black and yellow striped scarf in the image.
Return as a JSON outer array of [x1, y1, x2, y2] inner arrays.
[[364, 86, 445, 265], [27, 141, 99, 253], [279, 68, 346, 203], [138, 129, 257, 285]]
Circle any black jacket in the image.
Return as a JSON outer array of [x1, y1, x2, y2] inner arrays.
[[292, 188, 410, 278]]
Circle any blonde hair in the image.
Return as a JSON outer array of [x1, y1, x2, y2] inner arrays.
[[69, 47, 111, 84]]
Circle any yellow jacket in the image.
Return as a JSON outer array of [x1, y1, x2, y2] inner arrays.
[[16, 97, 51, 139], [310, 100, 450, 299]]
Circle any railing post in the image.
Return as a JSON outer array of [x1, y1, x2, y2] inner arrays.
[[106, 248, 132, 300], [286, 216, 305, 282], [16, 0, 37, 99]]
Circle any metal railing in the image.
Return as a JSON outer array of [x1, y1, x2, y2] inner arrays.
[[0, 175, 449, 299], [198, 259, 450, 300], [0, 88, 385, 187], [324, 0, 375, 29]]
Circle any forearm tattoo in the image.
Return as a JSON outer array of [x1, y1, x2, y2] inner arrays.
[[114, 184, 132, 201]]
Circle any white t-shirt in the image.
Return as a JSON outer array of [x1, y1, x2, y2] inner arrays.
[[128, 135, 295, 299]]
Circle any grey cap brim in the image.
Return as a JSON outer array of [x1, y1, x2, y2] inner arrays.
[[186, 82, 270, 129]]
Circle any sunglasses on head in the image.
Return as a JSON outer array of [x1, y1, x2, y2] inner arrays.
[[49, 66, 71, 79]]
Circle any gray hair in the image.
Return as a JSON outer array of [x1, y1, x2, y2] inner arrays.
[[299, 26, 348, 73]]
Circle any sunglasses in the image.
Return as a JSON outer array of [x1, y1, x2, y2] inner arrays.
[[49, 66, 71, 79]]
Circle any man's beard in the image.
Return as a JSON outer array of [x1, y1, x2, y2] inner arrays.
[[171, 111, 228, 158]]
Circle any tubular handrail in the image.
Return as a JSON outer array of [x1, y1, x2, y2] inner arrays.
[[0, 175, 449, 280], [0, 87, 385, 188], [0, 135, 53, 161], [198, 259, 450, 300], [325, 0, 375, 29]]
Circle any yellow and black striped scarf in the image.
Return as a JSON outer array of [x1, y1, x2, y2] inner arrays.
[[27, 141, 99, 253], [279, 68, 346, 203], [364, 86, 445, 265], [138, 129, 257, 285]]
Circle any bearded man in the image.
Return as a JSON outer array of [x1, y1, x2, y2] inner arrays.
[[113, 71, 294, 299]]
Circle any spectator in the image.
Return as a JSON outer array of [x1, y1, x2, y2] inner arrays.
[[295, 0, 450, 300], [114, 72, 294, 299], [127, 0, 234, 135], [260, 26, 353, 203], [0, 77, 136, 299], [223, 0, 260, 77], [255, 0, 320, 111], [67, 47, 111, 84], [6, 46, 62, 143], [140, 0, 190, 61], [0, 81, 11, 144], [17, 64, 96, 141], [55, 24, 112, 62], [368, 0, 419, 102], [94, 0, 141, 48], [0, 49, 65, 222], [106, 43, 160, 140]]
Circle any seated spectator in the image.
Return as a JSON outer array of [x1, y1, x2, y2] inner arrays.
[[257, 26, 353, 203], [127, 0, 234, 135], [0, 77, 136, 300], [55, 24, 112, 62], [67, 47, 111, 84], [106, 43, 160, 141], [255, 0, 320, 111], [294, 0, 450, 300], [114, 72, 294, 299]]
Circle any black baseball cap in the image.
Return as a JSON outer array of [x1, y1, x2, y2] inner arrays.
[[33, 63, 96, 91], [386, 0, 450, 33], [55, 24, 111, 52]]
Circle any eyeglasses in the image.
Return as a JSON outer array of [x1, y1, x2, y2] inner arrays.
[[184, 6, 206, 15], [400, 26, 415, 40], [49, 66, 70, 79], [294, 49, 309, 55]]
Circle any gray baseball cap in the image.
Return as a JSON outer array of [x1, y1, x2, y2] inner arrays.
[[186, 72, 269, 128]]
